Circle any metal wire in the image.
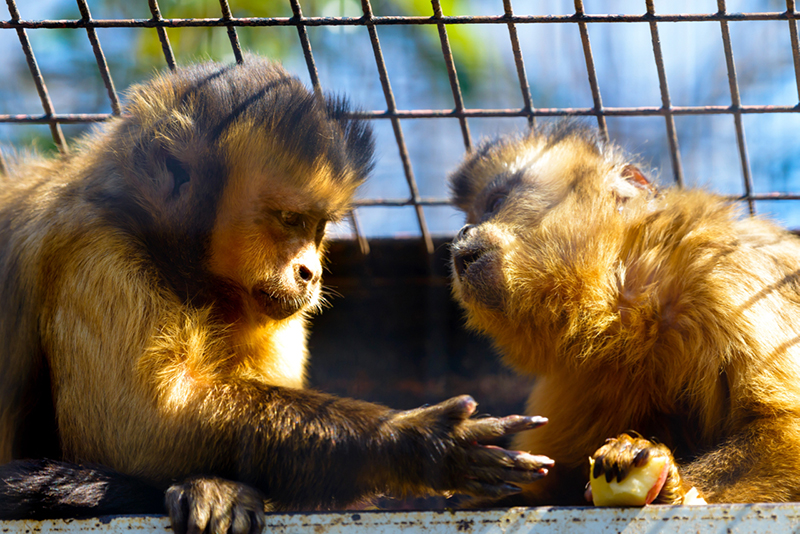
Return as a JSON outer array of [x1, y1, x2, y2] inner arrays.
[[148, 0, 177, 69], [574, 0, 608, 140], [3, 2, 800, 247], [787, 0, 800, 101], [646, 0, 684, 187], [431, 0, 472, 151], [718, 0, 756, 215], [289, 0, 322, 95], [219, 0, 244, 64], [6, 0, 66, 152], [503, 0, 535, 130], [4, 11, 800, 29], [361, 0, 433, 254], [76, 0, 121, 116]]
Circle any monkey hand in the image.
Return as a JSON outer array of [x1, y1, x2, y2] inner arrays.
[[387, 395, 553, 499], [165, 477, 268, 534], [586, 433, 701, 506]]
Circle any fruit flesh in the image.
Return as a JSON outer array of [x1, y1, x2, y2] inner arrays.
[[588, 456, 668, 506]]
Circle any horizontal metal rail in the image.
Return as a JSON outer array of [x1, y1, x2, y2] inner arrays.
[[3, 104, 799, 124], [3, 11, 800, 30]]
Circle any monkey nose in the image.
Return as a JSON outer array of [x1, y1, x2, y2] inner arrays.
[[295, 263, 320, 286]]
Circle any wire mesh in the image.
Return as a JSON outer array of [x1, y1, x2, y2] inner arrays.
[[2, 1, 799, 249]]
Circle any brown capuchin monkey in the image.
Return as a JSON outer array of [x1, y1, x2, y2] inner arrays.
[[448, 121, 800, 506], [0, 56, 552, 534]]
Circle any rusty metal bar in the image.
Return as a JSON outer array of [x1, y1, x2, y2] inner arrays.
[[6, 0, 67, 152], [219, 0, 244, 64], [574, 0, 608, 139], [148, 0, 177, 69], [348, 211, 370, 255], [718, 0, 755, 215], [788, 0, 800, 102], [360, 0, 434, 253], [3, 12, 800, 30], [353, 190, 800, 206], [646, 0, 684, 187], [76, 0, 121, 116], [286, 1, 364, 247], [504, 0, 535, 129], [3, 103, 799, 125], [289, 0, 322, 95], [431, 0, 472, 151]]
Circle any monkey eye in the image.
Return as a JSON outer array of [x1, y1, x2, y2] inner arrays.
[[485, 192, 507, 216], [165, 155, 191, 198], [281, 211, 303, 227]]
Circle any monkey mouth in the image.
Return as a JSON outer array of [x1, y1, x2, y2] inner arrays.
[[452, 244, 498, 282], [451, 246, 505, 309], [251, 284, 310, 321]]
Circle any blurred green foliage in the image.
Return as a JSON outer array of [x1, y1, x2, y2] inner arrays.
[[64, 0, 491, 95]]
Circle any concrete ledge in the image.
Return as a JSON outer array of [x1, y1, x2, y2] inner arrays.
[[4, 504, 800, 533]]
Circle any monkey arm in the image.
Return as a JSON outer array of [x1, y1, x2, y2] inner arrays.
[[680, 416, 800, 503], [147, 379, 550, 509], [42, 263, 549, 509]]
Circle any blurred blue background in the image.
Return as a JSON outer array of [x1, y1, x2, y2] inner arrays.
[[2, 0, 799, 237]]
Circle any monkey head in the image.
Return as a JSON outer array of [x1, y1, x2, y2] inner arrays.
[[86, 57, 373, 324], [448, 122, 655, 373]]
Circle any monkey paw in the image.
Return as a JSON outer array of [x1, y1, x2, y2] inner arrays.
[[391, 395, 553, 499], [165, 477, 267, 534], [587, 433, 683, 506]]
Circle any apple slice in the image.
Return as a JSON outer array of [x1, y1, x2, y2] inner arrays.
[[588, 455, 668, 506]]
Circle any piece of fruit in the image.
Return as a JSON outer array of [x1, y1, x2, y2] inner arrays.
[[588, 455, 668, 506]]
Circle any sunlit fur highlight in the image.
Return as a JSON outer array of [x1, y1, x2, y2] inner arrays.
[[0, 55, 373, 496], [449, 121, 800, 505], [0, 56, 551, 526]]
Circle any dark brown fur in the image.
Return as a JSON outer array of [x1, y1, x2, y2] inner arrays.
[[449, 121, 800, 505], [0, 57, 551, 532]]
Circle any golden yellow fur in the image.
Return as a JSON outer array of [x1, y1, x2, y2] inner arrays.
[[449, 122, 800, 505], [0, 57, 551, 531]]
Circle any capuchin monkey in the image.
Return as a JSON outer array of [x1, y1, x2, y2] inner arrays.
[[449, 121, 800, 506], [0, 56, 552, 534]]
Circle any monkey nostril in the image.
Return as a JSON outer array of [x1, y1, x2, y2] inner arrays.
[[297, 265, 314, 283], [456, 224, 476, 242]]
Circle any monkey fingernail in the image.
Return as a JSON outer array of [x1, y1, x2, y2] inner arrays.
[[593, 456, 604, 479], [633, 448, 651, 468], [498, 483, 523, 496], [515, 415, 548, 431], [449, 395, 477, 416], [516, 453, 555, 470]]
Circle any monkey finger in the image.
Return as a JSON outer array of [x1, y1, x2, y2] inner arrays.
[[457, 479, 525, 499], [458, 415, 548, 442], [184, 499, 213, 534], [428, 395, 479, 421], [165, 485, 193, 534], [230, 504, 265, 534], [467, 464, 550, 485], [466, 447, 553, 482]]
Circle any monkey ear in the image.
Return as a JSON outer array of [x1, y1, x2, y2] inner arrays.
[[610, 165, 657, 203]]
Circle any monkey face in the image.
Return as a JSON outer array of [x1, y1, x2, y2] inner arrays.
[[449, 130, 581, 315], [96, 60, 372, 325], [448, 123, 659, 372], [207, 150, 353, 323]]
